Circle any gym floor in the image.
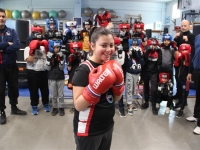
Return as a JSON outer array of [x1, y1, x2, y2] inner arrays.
[[0, 97, 200, 150]]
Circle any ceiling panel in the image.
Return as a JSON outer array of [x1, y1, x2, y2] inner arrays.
[[89, 0, 173, 2]]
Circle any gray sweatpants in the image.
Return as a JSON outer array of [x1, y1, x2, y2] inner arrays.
[[48, 79, 65, 108], [125, 72, 140, 105]]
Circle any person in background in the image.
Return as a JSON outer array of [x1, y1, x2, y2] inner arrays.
[[0, 8, 27, 125], [110, 37, 126, 117], [24, 28, 50, 115], [157, 73, 173, 114], [173, 20, 195, 107], [125, 38, 144, 115], [80, 19, 92, 60], [157, 33, 177, 113], [45, 16, 58, 40], [186, 34, 200, 135], [174, 20, 195, 48], [141, 38, 162, 115], [174, 44, 191, 118], [46, 33, 65, 116], [72, 27, 124, 150]]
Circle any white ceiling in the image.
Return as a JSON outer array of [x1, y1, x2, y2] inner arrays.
[[91, 0, 174, 2]]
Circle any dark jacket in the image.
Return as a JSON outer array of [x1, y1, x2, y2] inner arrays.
[[48, 56, 65, 80], [190, 34, 200, 72], [174, 30, 195, 74], [0, 26, 20, 67], [143, 47, 162, 73], [174, 30, 195, 48]]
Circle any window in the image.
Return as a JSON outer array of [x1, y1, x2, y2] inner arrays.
[[172, 3, 180, 19]]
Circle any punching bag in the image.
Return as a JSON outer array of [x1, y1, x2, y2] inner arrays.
[[164, 28, 168, 34], [193, 25, 200, 37], [16, 20, 29, 49], [146, 29, 152, 39]]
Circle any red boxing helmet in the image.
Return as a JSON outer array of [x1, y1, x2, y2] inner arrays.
[[31, 25, 43, 33], [69, 41, 82, 54], [147, 38, 159, 47], [114, 37, 121, 45], [179, 44, 191, 53], [134, 22, 144, 32], [174, 26, 181, 31], [118, 23, 130, 31], [159, 72, 171, 83]]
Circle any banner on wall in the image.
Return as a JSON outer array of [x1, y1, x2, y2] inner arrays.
[[73, 17, 82, 29]]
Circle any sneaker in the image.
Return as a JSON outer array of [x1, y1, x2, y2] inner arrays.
[[141, 102, 149, 109], [165, 107, 170, 114], [52, 108, 58, 116], [0, 110, 6, 125], [152, 107, 158, 115], [176, 110, 183, 118], [186, 116, 197, 122], [193, 126, 200, 135], [44, 104, 50, 112], [156, 103, 160, 109], [59, 108, 65, 116], [127, 105, 133, 116], [32, 106, 38, 115], [69, 106, 75, 114], [11, 107, 27, 115], [118, 109, 126, 118]]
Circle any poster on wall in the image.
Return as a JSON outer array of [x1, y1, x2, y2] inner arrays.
[[165, 16, 170, 25], [73, 17, 82, 29]]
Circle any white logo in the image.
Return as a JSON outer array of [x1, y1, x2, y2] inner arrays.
[[93, 68, 111, 89]]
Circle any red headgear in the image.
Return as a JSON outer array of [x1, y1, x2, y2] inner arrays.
[[118, 23, 130, 31], [69, 41, 82, 54], [179, 44, 191, 53], [159, 72, 171, 83], [31, 25, 43, 33], [134, 22, 144, 32]]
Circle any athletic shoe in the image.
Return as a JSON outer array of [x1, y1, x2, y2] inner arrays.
[[52, 108, 58, 116], [0, 110, 6, 124], [32, 106, 38, 115], [152, 107, 158, 115], [193, 126, 200, 135], [118, 109, 126, 118], [165, 107, 170, 114], [127, 105, 133, 116], [44, 104, 50, 112], [141, 102, 149, 109], [186, 116, 197, 122], [132, 106, 137, 111], [176, 110, 183, 118], [11, 107, 27, 115], [59, 108, 65, 116]]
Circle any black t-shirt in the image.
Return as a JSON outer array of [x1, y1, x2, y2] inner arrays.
[[72, 60, 115, 136]]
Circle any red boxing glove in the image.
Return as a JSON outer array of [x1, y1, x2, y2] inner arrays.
[[67, 54, 75, 66], [104, 60, 125, 96], [82, 64, 116, 105], [29, 40, 40, 56], [182, 51, 190, 66], [171, 41, 178, 51], [41, 40, 49, 54], [174, 52, 182, 67]]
